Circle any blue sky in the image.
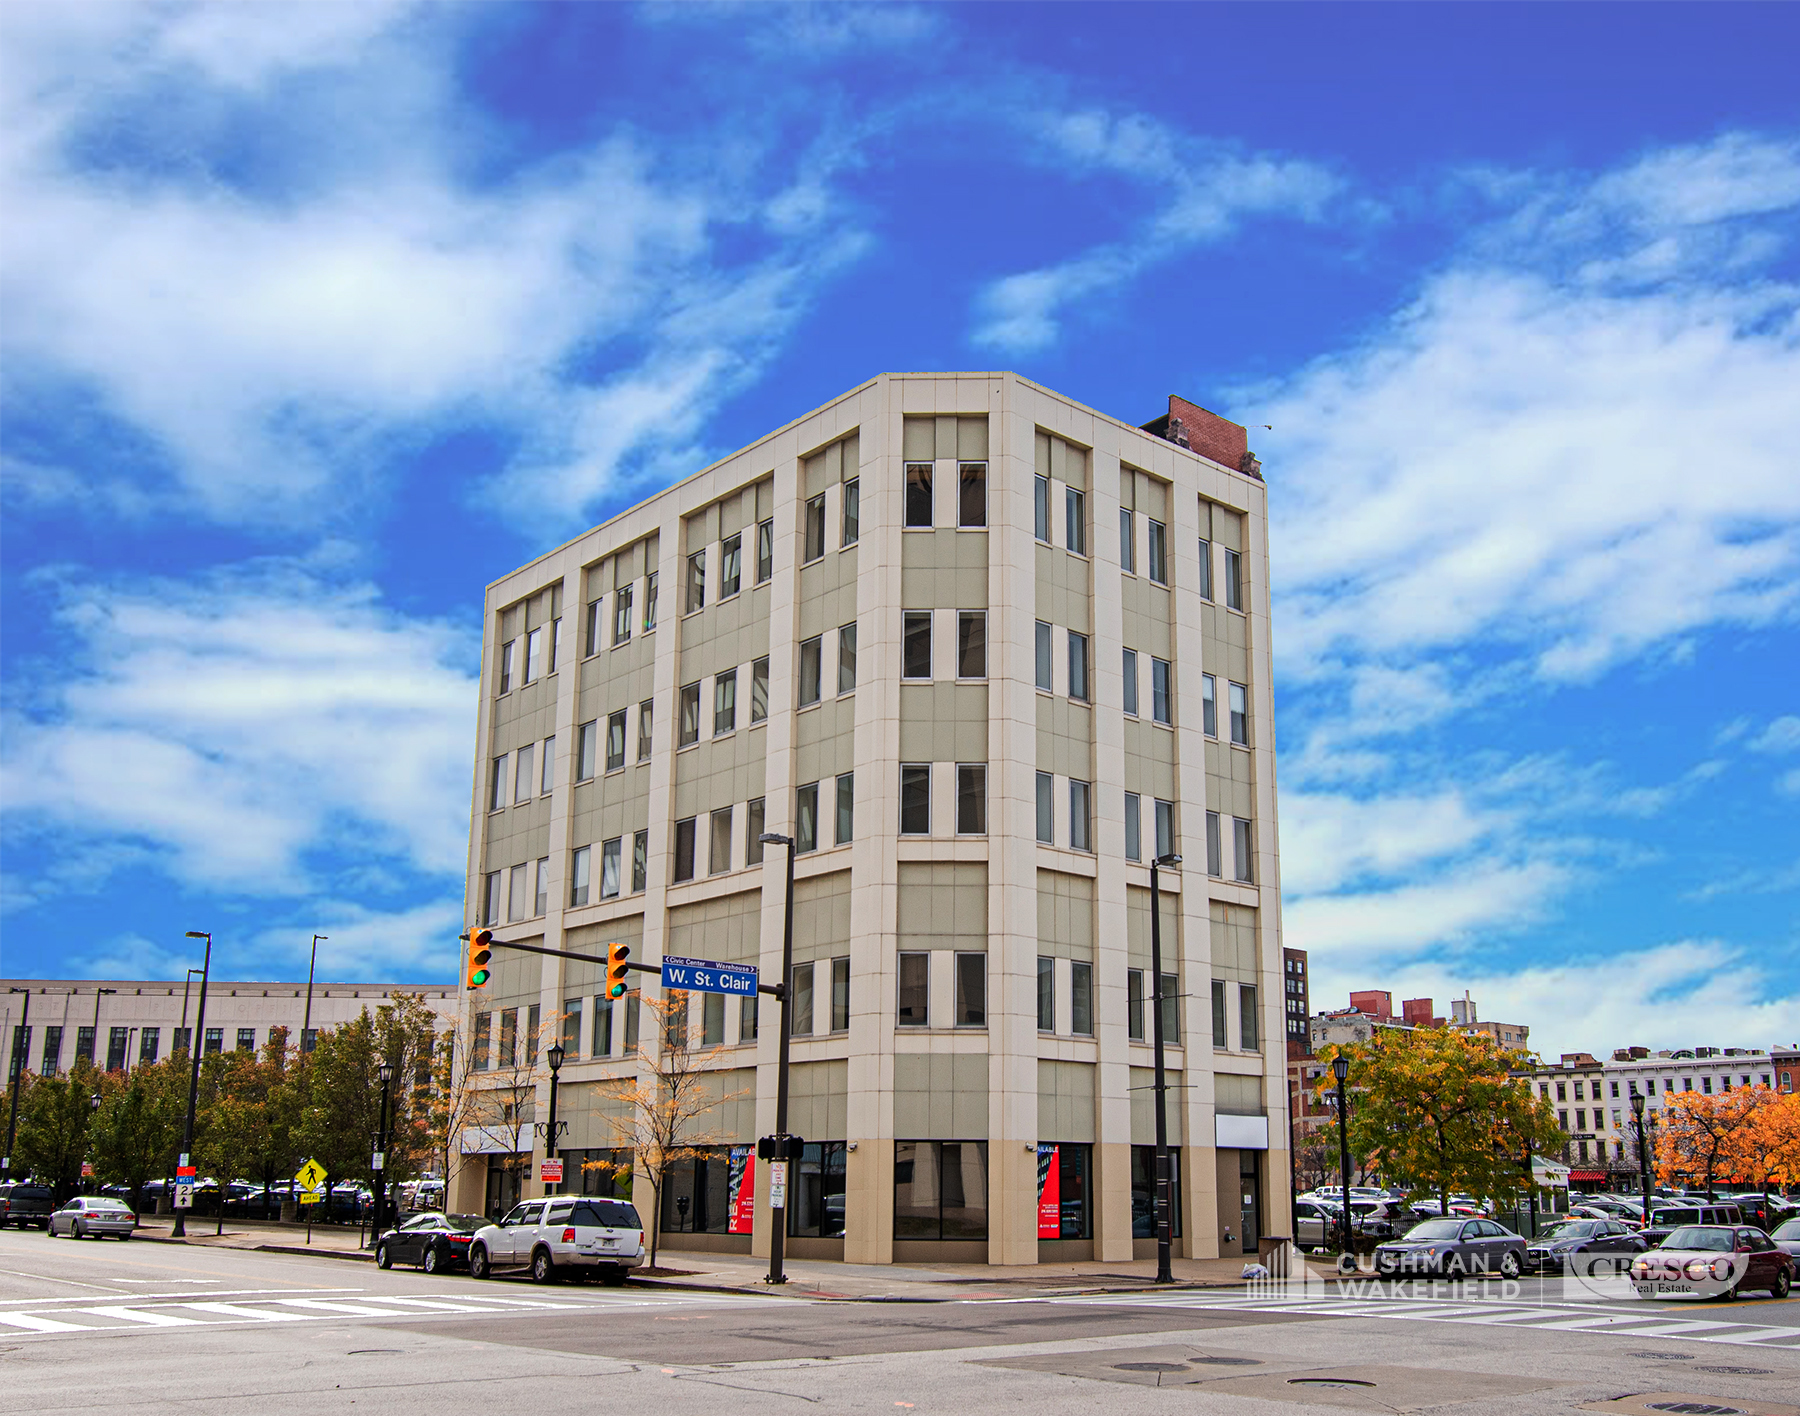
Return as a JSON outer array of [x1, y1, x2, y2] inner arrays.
[[2, 2, 1796, 1056]]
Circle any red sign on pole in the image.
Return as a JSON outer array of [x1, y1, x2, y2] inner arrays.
[[540, 1159, 564, 1183], [1036, 1144, 1061, 1239], [176, 1165, 196, 1178]]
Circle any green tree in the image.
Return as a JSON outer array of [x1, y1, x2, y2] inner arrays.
[[90, 1055, 189, 1209], [1316, 1027, 1562, 1216], [15, 1061, 101, 1200]]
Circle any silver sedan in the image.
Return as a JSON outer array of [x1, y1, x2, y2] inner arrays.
[[49, 1197, 137, 1239]]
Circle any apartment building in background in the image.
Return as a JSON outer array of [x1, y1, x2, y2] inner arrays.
[[455, 372, 1286, 1265]]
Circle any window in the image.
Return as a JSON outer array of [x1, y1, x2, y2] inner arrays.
[[508, 863, 528, 921], [1124, 791, 1141, 861], [685, 550, 705, 614], [1068, 631, 1089, 700], [956, 764, 986, 834], [514, 743, 534, 803], [838, 623, 858, 694], [804, 493, 826, 562], [740, 994, 758, 1042], [1119, 508, 1135, 572], [798, 636, 823, 705], [679, 682, 701, 746], [746, 798, 765, 865], [541, 735, 556, 794], [638, 698, 654, 760], [842, 478, 860, 545], [643, 570, 658, 631], [201, 1027, 224, 1057], [1224, 546, 1243, 610], [700, 992, 725, 1046], [1212, 980, 1229, 1047], [714, 670, 737, 735], [750, 657, 770, 722], [623, 989, 640, 1054], [1127, 969, 1145, 1040], [1036, 1143, 1092, 1239], [835, 772, 855, 845], [673, 818, 697, 882], [955, 952, 986, 1026], [613, 586, 632, 645], [1065, 487, 1086, 554], [959, 462, 986, 526], [900, 764, 930, 834], [1122, 648, 1139, 715], [1233, 816, 1254, 882], [467, 1014, 490, 1072], [1160, 973, 1179, 1042], [710, 808, 732, 875], [895, 1140, 989, 1241], [1151, 658, 1172, 725], [138, 1028, 157, 1065], [606, 710, 626, 770], [901, 611, 932, 679], [562, 999, 583, 1059], [790, 963, 814, 1036], [1069, 779, 1092, 851], [570, 846, 591, 906], [756, 518, 773, 583], [499, 639, 515, 694], [1034, 474, 1051, 541], [1070, 961, 1093, 1036], [719, 533, 742, 598], [796, 781, 819, 853], [898, 953, 929, 1026], [1155, 799, 1175, 859], [1240, 984, 1259, 1052], [1197, 538, 1213, 601], [483, 870, 502, 926], [1201, 674, 1217, 737], [957, 611, 986, 678], [1035, 771, 1054, 843], [535, 856, 549, 915], [585, 598, 602, 656], [583, 837, 612, 900], [1035, 620, 1053, 691], [1037, 957, 1054, 1031], [525, 627, 543, 683], [1147, 518, 1167, 584], [489, 755, 507, 811], [831, 956, 850, 1031], [905, 462, 932, 526], [1229, 681, 1248, 745], [73, 1026, 95, 1065], [632, 829, 648, 892], [666, 993, 688, 1050], [550, 617, 562, 673]]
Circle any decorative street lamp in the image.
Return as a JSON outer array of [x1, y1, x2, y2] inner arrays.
[[1332, 1055, 1353, 1257], [543, 1041, 567, 1195], [1631, 1091, 1655, 1226], [371, 1060, 396, 1243], [172, 931, 213, 1238], [1148, 851, 1181, 1284], [759, 829, 798, 1286]]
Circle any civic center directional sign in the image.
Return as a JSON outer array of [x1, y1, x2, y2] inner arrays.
[[661, 955, 758, 996]]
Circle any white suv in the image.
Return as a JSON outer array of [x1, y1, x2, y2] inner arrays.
[[468, 1195, 645, 1285]]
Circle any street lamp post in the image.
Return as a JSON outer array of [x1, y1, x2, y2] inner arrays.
[[172, 931, 213, 1238], [1148, 852, 1181, 1284], [92, 988, 116, 1069], [3, 987, 28, 1175], [759, 830, 797, 1286], [542, 1042, 566, 1195], [371, 1061, 395, 1244], [88, 1091, 101, 1192], [302, 934, 327, 1054], [1332, 1055, 1353, 1257], [1632, 1091, 1654, 1225]]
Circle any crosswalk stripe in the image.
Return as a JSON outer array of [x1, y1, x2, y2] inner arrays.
[[78, 1306, 202, 1327], [0, 1312, 91, 1332], [181, 1302, 309, 1322], [344, 1296, 494, 1312], [271, 1299, 416, 1316]]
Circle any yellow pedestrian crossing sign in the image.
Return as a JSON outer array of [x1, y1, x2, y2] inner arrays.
[[296, 1158, 327, 1193]]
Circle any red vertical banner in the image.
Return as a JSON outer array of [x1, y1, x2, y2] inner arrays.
[[728, 1147, 756, 1234], [1036, 1144, 1060, 1239]]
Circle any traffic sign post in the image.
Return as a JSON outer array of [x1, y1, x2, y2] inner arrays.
[[175, 1161, 196, 1211], [660, 955, 758, 996], [540, 1158, 564, 1184], [768, 1162, 788, 1211]]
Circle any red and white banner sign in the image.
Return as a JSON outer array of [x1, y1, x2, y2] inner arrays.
[[728, 1148, 756, 1234], [540, 1159, 564, 1183], [1037, 1144, 1061, 1239], [176, 1165, 196, 1178]]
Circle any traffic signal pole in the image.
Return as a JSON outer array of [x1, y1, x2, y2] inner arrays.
[[173, 931, 213, 1238]]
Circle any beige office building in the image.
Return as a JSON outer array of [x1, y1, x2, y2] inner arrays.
[[454, 373, 1287, 1265]]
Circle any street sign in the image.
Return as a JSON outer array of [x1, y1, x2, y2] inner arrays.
[[540, 1158, 564, 1183], [661, 954, 758, 996], [176, 1164, 196, 1179], [81, 1162, 93, 1178], [299, 1190, 322, 1205], [768, 1160, 788, 1210], [174, 1183, 194, 1209], [295, 1158, 327, 1192], [371, 1152, 385, 1172]]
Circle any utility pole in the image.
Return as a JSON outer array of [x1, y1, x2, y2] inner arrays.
[[3, 988, 28, 1174], [759, 831, 797, 1286], [1333, 1055, 1353, 1257], [172, 931, 213, 1238], [303, 934, 327, 1052], [1149, 852, 1181, 1283], [92, 988, 116, 1069]]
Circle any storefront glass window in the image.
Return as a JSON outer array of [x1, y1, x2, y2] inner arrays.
[[788, 1140, 847, 1238], [1129, 1145, 1183, 1238], [1035, 1142, 1092, 1240], [894, 1140, 989, 1241]]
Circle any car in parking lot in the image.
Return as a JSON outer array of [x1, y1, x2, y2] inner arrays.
[[48, 1196, 137, 1239], [1374, 1217, 1526, 1277], [1294, 1198, 1347, 1250], [1632, 1224, 1793, 1300], [1769, 1217, 1800, 1259], [376, 1212, 487, 1273], [1639, 1201, 1742, 1247], [468, 1195, 646, 1285], [0, 1182, 56, 1229], [1525, 1217, 1647, 1274]]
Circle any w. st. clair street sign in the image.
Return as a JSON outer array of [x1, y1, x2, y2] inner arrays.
[[660, 955, 758, 996]]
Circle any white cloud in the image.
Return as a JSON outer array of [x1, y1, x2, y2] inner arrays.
[[1749, 716, 1800, 754], [1, 564, 476, 893], [243, 899, 465, 983], [1279, 787, 1511, 897]]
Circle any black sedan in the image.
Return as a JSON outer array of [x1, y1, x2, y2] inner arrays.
[[1525, 1217, 1646, 1274], [1375, 1217, 1527, 1278], [376, 1211, 486, 1273]]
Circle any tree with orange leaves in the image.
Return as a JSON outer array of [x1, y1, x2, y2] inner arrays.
[[1728, 1087, 1800, 1195], [1655, 1086, 1758, 1195]]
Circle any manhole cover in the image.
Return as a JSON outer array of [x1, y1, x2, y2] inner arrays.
[[1114, 1362, 1188, 1372], [1646, 1404, 1742, 1415], [1189, 1356, 1262, 1366], [1694, 1367, 1772, 1376], [1290, 1378, 1378, 1389], [1629, 1352, 1695, 1360]]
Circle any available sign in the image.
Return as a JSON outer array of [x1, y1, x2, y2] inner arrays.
[[1036, 1144, 1060, 1239], [727, 1147, 755, 1234], [540, 1158, 564, 1184], [660, 955, 758, 997]]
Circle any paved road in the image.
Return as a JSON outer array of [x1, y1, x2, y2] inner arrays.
[[3, 1230, 1796, 1414]]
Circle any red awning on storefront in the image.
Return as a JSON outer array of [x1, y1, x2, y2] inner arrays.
[[1568, 1170, 1608, 1181]]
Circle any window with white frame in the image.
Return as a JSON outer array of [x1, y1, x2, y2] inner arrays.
[[601, 838, 622, 899], [838, 624, 857, 694], [901, 765, 930, 835], [719, 533, 742, 598], [514, 743, 534, 803], [1036, 772, 1054, 844], [607, 710, 626, 771], [1147, 519, 1167, 584], [957, 611, 986, 678], [1233, 816, 1254, 882], [1201, 674, 1217, 737], [1035, 620, 1052, 691], [1069, 779, 1092, 851], [1229, 681, 1248, 745], [1122, 648, 1139, 716], [957, 764, 986, 834], [1124, 791, 1141, 861], [1119, 508, 1135, 573], [902, 612, 932, 679], [685, 550, 705, 614], [715, 670, 737, 735]]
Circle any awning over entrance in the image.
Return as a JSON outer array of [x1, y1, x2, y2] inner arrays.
[[1568, 1169, 1608, 1182]]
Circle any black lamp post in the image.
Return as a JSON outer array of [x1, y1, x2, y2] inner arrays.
[[1632, 1091, 1654, 1225], [371, 1061, 395, 1242], [302, 934, 327, 1054], [172, 930, 212, 1238], [1332, 1055, 1353, 1257], [760, 829, 797, 1286], [543, 1041, 566, 1194], [1148, 851, 1181, 1283]]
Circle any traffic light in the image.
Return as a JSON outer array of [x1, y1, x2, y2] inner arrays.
[[605, 943, 631, 999], [757, 1134, 805, 1161], [464, 928, 493, 989]]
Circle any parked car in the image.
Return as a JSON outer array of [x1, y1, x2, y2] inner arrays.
[[376, 1212, 488, 1273], [1374, 1217, 1526, 1278], [1524, 1217, 1647, 1274], [1770, 1217, 1800, 1259], [1722, 1194, 1797, 1232], [1632, 1224, 1793, 1300], [1294, 1198, 1347, 1250], [0, 1181, 56, 1230], [1640, 1202, 1743, 1248], [49, 1196, 137, 1239], [1348, 1200, 1400, 1239], [468, 1195, 646, 1285]]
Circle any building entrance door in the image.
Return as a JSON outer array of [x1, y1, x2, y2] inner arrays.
[[484, 1155, 525, 1219], [1239, 1149, 1261, 1255]]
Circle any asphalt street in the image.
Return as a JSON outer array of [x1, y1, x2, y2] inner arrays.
[[2, 1229, 1796, 1415]]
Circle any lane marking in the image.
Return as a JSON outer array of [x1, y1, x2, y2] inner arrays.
[[272, 1299, 414, 1317], [78, 1306, 203, 1327], [0, 1287, 365, 1307], [181, 1302, 309, 1322], [0, 1267, 130, 1293], [0, 1312, 92, 1332]]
